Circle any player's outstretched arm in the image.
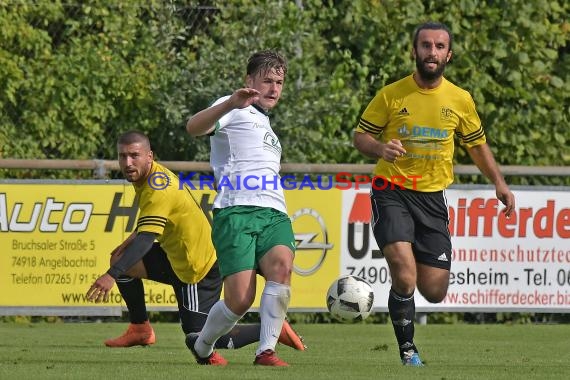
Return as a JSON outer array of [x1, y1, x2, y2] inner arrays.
[[86, 232, 156, 303], [186, 88, 260, 137], [467, 143, 515, 217], [109, 231, 137, 257]]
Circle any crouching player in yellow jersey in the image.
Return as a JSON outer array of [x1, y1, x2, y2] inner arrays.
[[353, 22, 515, 366], [86, 131, 304, 364]]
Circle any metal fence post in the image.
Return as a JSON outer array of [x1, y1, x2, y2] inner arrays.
[[93, 159, 107, 179]]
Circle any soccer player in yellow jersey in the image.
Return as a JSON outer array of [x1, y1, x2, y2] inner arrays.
[[86, 131, 304, 362], [353, 22, 515, 366]]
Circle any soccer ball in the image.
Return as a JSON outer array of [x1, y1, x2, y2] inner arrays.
[[326, 275, 374, 322]]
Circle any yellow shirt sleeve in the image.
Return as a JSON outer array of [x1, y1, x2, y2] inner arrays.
[[356, 90, 388, 135], [136, 187, 171, 236], [456, 94, 486, 148]]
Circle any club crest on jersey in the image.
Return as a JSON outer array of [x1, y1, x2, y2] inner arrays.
[[440, 107, 453, 120], [263, 131, 282, 155]]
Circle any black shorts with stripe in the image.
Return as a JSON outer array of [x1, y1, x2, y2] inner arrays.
[[370, 178, 452, 270], [143, 243, 222, 334]]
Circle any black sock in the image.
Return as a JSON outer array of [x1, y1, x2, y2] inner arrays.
[[116, 276, 148, 324], [178, 309, 260, 349], [215, 325, 261, 349], [388, 288, 418, 358]]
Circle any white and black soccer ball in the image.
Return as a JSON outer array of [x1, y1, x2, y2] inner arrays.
[[326, 275, 374, 322]]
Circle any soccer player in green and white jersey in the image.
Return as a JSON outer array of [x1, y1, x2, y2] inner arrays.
[[186, 50, 295, 367]]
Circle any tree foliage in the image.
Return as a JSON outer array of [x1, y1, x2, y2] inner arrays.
[[0, 0, 568, 183]]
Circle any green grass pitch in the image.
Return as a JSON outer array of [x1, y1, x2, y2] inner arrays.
[[1, 322, 569, 379]]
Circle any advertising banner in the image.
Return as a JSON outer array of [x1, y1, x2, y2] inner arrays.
[[1, 182, 165, 314], [341, 187, 570, 312], [1, 181, 569, 314], [0, 181, 341, 314]]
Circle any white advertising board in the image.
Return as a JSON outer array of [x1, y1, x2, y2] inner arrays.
[[341, 187, 570, 312]]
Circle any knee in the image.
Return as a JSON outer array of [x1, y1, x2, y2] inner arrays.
[[225, 293, 255, 315], [261, 251, 293, 283], [269, 264, 292, 284], [390, 271, 417, 296], [227, 300, 252, 316], [416, 264, 449, 303], [392, 283, 416, 297], [274, 256, 293, 277]]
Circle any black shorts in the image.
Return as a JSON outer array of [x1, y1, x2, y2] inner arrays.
[[143, 243, 222, 316], [370, 178, 452, 270]]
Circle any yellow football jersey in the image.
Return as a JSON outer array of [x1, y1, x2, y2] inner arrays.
[[133, 162, 216, 283], [356, 74, 486, 191]]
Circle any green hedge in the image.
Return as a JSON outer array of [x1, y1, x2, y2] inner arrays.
[[1, 0, 568, 184]]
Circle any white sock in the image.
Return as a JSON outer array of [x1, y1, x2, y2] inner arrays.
[[195, 300, 243, 358], [256, 281, 291, 356]]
